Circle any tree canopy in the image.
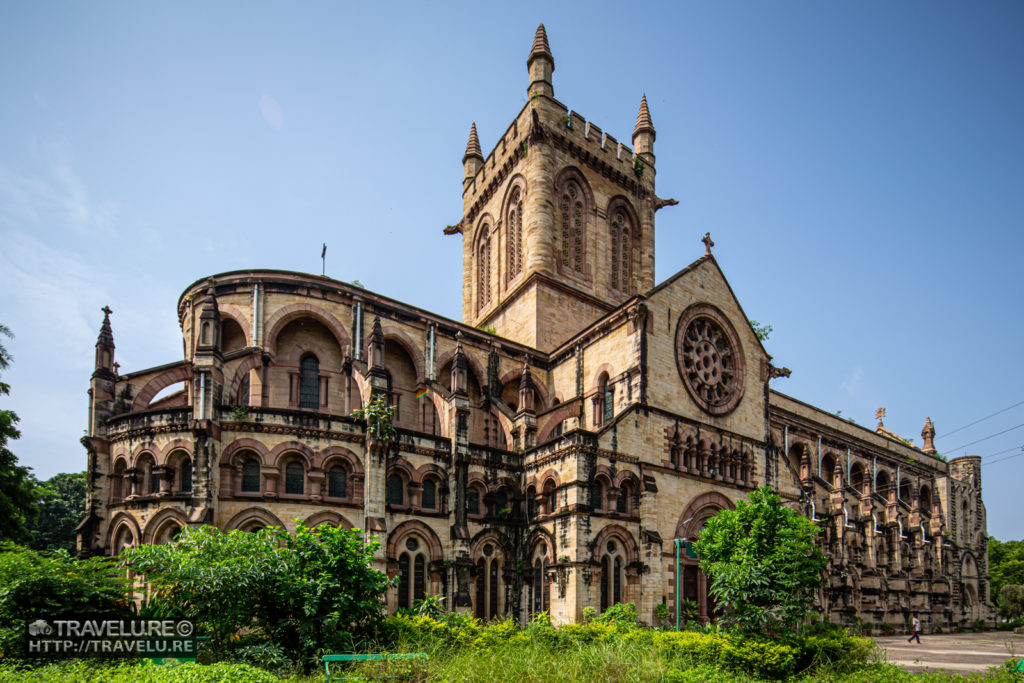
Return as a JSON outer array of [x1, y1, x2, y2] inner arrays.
[[0, 324, 37, 545], [693, 486, 827, 633], [28, 471, 87, 554]]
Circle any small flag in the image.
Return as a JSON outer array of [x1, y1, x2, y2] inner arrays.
[[321, 243, 327, 258], [416, 387, 429, 399]]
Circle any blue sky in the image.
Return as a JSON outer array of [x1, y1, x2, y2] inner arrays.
[[1, 1, 1021, 540]]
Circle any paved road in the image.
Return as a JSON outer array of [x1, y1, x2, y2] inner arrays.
[[873, 632, 1024, 673]]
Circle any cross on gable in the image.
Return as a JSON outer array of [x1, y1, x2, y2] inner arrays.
[[701, 232, 714, 256], [875, 407, 886, 424]]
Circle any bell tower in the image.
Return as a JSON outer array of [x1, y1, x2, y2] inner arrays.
[[450, 25, 661, 352]]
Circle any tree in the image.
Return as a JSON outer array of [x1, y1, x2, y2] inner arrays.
[[988, 537, 1024, 602], [28, 471, 87, 554], [998, 585, 1024, 620], [0, 324, 37, 544], [693, 486, 828, 633]]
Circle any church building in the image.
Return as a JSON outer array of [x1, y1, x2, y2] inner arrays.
[[78, 25, 992, 630]]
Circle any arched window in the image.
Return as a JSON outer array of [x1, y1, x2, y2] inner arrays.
[[477, 226, 492, 313], [600, 538, 626, 612], [396, 535, 428, 611], [543, 480, 556, 514], [387, 474, 404, 506], [299, 355, 319, 410], [559, 180, 585, 273], [180, 458, 193, 493], [285, 461, 304, 495], [467, 486, 481, 517], [821, 454, 836, 485], [599, 375, 613, 425], [531, 545, 550, 614], [422, 479, 437, 510], [919, 486, 932, 516], [110, 460, 126, 502], [609, 207, 634, 293], [327, 465, 347, 499], [507, 187, 523, 282], [241, 458, 261, 493], [473, 544, 503, 620], [616, 482, 631, 515]]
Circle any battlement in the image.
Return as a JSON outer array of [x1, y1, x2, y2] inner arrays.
[[462, 96, 649, 221]]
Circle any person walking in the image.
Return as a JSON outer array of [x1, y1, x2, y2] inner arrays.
[[908, 614, 922, 644]]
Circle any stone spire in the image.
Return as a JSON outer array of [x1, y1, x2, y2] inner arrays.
[[921, 417, 937, 455], [526, 24, 554, 98], [462, 122, 484, 183], [632, 94, 656, 165], [93, 306, 116, 378], [463, 122, 482, 163]]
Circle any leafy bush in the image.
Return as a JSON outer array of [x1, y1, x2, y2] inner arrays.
[[0, 544, 131, 657], [122, 523, 392, 671], [378, 605, 873, 681], [596, 602, 638, 626], [230, 643, 292, 675]]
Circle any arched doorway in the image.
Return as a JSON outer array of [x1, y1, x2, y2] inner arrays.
[[674, 492, 734, 623]]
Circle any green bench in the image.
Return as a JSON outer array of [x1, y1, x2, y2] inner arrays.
[[322, 653, 427, 681]]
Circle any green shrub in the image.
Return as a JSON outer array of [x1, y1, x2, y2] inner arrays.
[[230, 643, 292, 675], [0, 545, 131, 658], [0, 660, 280, 682], [597, 602, 639, 626]]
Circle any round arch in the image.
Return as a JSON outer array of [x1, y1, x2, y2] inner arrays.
[[263, 303, 352, 358], [387, 520, 444, 563], [223, 507, 286, 531]]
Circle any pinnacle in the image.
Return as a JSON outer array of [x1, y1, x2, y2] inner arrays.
[[528, 24, 554, 67], [463, 122, 483, 163], [633, 94, 655, 139]]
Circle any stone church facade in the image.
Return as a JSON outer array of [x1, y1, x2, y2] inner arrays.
[[78, 26, 992, 630]]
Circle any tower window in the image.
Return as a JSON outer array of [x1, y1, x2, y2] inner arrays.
[[180, 458, 193, 493], [299, 355, 320, 410], [560, 181, 585, 273], [507, 187, 524, 281], [422, 479, 437, 510], [609, 208, 634, 293], [328, 465, 347, 498], [387, 474, 404, 506], [477, 226, 492, 312], [285, 461, 304, 495], [241, 458, 261, 493]]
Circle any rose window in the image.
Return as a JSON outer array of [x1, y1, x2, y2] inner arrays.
[[675, 305, 745, 415]]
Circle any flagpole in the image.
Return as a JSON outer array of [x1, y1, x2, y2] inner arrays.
[[321, 243, 326, 276]]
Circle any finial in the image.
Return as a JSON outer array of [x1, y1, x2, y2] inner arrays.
[[633, 94, 655, 141], [528, 24, 553, 66], [875, 407, 886, 427], [463, 122, 483, 164], [101, 305, 113, 319], [921, 417, 937, 455], [701, 232, 715, 256]]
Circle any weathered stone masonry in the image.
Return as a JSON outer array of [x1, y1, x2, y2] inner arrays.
[[79, 25, 992, 630]]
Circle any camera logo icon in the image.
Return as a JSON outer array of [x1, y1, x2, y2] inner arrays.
[[28, 619, 53, 636]]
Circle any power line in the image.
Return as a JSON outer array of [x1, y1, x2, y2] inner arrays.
[[945, 422, 1024, 454], [936, 399, 1024, 441], [982, 450, 1024, 467], [979, 444, 1023, 460]]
